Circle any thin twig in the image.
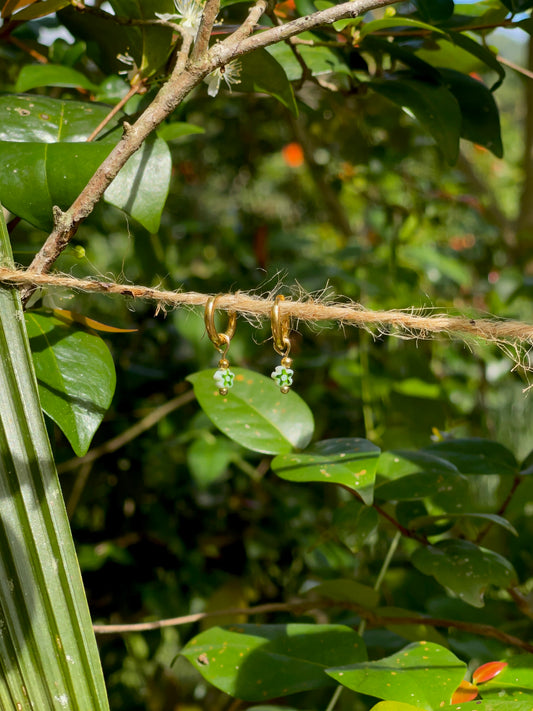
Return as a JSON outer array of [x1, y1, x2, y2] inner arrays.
[[85, 83, 143, 143], [92, 598, 533, 652], [225, 0, 270, 46], [498, 53, 533, 80], [58, 390, 196, 474]]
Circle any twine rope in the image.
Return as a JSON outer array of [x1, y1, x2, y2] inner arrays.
[[1, 266, 533, 365]]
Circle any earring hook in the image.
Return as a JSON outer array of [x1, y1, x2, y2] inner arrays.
[[204, 295, 237, 356], [271, 295, 291, 356]]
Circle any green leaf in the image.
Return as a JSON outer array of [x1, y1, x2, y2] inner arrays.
[[186, 368, 314, 455], [267, 35, 350, 82], [11, 0, 70, 20], [375, 450, 470, 507], [423, 438, 518, 475], [239, 48, 298, 116], [411, 540, 517, 607], [157, 122, 205, 141], [371, 703, 426, 711], [15, 64, 99, 93], [187, 436, 236, 488], [409, 512, 517, 537], [0, 204, 110, 709], [369, 75, 461, 164], [501, 0, 533, 14], [360, 17, 449, 39], [181, 623, 367, 701], [327, 641, 465, 709], [476, 656, 533, 701], [25, 310, 116, 457], [0, 95, 171, 232], [332, 499, 379, 552], [103, 135, 171, 233], [110, 0, 173, 76], [271, 437, 380, 505], [414, 0, 454, 21], [449, 32, 505, 91], [446, 703, 533, 711]]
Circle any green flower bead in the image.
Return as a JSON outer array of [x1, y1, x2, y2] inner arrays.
[[271, 365, 294, 387], [213, 368, 235, 390]]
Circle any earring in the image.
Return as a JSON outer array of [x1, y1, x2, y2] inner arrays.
[[271, 294, 294, 394], [204, 295, 237, 395]]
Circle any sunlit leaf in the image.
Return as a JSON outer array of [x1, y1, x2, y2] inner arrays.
[[327, 641, 465, 709], [15, 65, 98, 92], [182, 624, 366, 700], [411, 540, 517, 607], [475, 656, 533, 700], [187, 368, 314, 455], [25, 310, 116, 456], [272, 437, 380, 504]]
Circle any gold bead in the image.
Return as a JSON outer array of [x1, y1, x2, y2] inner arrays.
[[281, 357, 293, 368], [280, 385, 290, 394], [219, 387, 229, 396], [218, 358, 230, 369]]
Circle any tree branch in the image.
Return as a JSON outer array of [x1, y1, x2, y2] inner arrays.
[[191, 0, 222, 61], [21, 0, 400, 303]]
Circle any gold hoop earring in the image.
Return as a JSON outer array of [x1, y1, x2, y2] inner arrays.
[[270, 295, 294, 394], [204, 295, 237, 395]]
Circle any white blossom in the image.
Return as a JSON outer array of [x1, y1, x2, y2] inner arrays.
[[205, 61, 242, 98], [156, 0, 206, 36]]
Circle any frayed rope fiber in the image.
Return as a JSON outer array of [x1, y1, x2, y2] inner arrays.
[[2, 266, 533, 353]]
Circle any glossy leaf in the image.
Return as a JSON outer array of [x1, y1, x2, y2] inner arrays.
[[181, 623, 366, 700], [25, 310, 116, 456], [187, 368, 314, 455], [239, 48, 298, 116], [475, 656, 533, 700], [371, 703, 425, 711], [422, 438, 518, 476], [7, 0, 68, 18], [0, 204, 110, 709], [0, 95, 171, 231], [15, 64, 99, 93], [369, 75, 461, 164], [408, 512, 517, 536], [500, 0, 533, 14], [449, 32, 505, 90], [446, 703, 533, 711], [327, 641, 465, 709], [360, 17, 448, 38], [437, 69, 502, 156], [411, 540, 517, 607], [271, 437, 380, 505]]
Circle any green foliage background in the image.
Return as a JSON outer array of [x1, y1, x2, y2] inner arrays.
[[2, 0, 533, 709]]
